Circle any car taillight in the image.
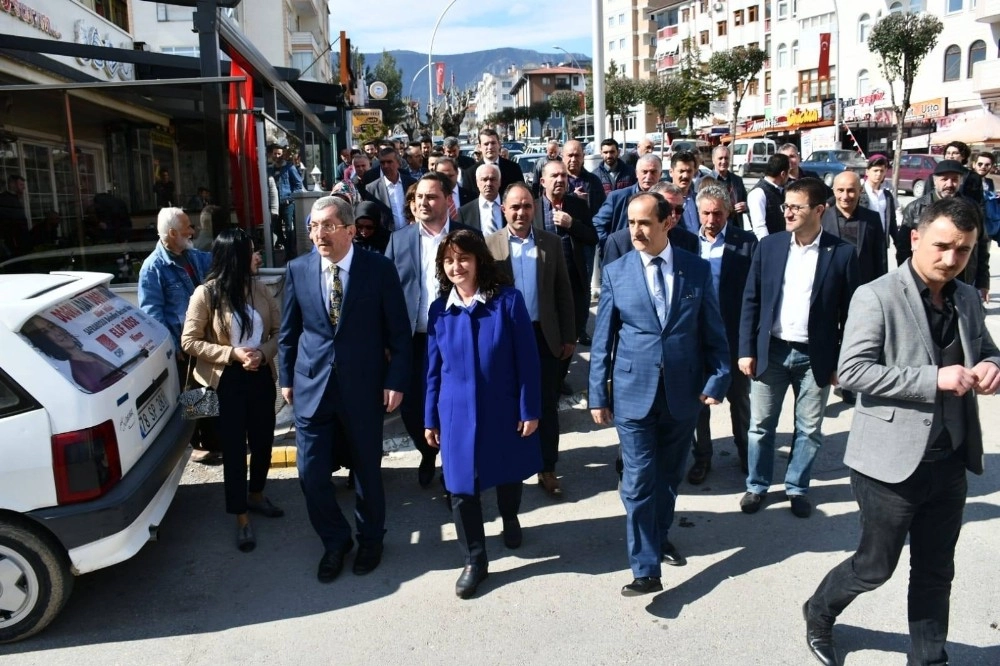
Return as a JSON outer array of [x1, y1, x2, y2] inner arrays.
[[51, 420, 122, 505]]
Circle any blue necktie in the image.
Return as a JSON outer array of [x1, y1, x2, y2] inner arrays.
[[650, 256, 667, 328]]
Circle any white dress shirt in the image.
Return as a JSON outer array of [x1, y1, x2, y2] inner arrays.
[[507, 228, 539, 321], [863, 180, 889, 237], [230, 307, 263, 348], [479, 195, 503, 234], [445, 287, 487, 310], [639, 244, 674, 325], [747, 186, 771, 240], [384, 175, 406, 229], [771, 233, 820, 343], [416, 221, 450, 332]]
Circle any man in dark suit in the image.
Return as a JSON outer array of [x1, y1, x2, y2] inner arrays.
[[385, 173, 481, 489], [487, 182, 576, 496], [434, 156, 476, 221], [589, 191, 730, 597], [593, 154, 665, 250], [279, 196, 411, 582], [822, 171, 887, 286], [458, 164, 501, 234], [462, 128, 524, 196], [737, 178, 859, 519], [859, 153, 897, 249], [709, 145, 749, 228], [364, 148, 416, 232], [804, 197, 1000, 666], [602, 182, 698, 263], [687, 184, 758, 485], [535, 159, 598, 354]]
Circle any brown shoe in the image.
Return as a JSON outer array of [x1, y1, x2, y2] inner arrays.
[[537, 472, 562, 496]]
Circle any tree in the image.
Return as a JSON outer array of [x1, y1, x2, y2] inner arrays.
[[513, 105, 532, 139], [528, 100, 553, 137], [548, 90, 581, 140], [868, 13, 943, 195], [708, 45, 767, 137], [673, 39, 721, 134], [366, 51, 407, 130], [602, 61, 640, 144], [434, 85, 477, 138], [637, 77, 685, 151]]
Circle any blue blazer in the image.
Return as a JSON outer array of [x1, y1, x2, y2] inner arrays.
[[601, 225, 699, 265], [593, 183, 640, 250], [738, 231, 859, 387], [384, 221, 480, 334], [278, 248, 412, 420], [589, 248, 731, 422]]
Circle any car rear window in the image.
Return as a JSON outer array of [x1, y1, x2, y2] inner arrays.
[[18, 285, 168, 394]]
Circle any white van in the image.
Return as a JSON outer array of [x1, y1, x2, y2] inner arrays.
[[732, 138, 777, 177], [0, 271, 194, 643]]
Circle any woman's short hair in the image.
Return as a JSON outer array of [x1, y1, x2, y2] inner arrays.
[[434, 229, 510, 300]]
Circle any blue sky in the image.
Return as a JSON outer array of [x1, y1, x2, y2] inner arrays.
[[336, 0, 592, 57]]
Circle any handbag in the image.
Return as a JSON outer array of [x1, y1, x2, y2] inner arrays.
[[179, 357, 219, 420]]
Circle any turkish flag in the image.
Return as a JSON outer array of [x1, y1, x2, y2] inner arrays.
[[818, 32, 831, 79], [436, 62, 445, 96]]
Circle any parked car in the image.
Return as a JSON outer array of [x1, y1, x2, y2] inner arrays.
[[895, 154, 943, 197], [502, 141, 525, 153], [731, 138, 777, 177], [514, 153, 547, 188], [799, 150, 869, 186], [0, 271, 194, 642], [0, 241, 158, 285]]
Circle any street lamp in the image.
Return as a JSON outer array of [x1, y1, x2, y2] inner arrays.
[[409, 62, 436, 100], [553, 45, 588, 139], [428, 0, 461, 131]]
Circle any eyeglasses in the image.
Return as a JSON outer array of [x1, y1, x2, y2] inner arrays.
[[308, 223, 350, 233], [779, 203, 816, 214]]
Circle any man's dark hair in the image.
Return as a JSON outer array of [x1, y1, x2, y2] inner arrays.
[[944, 141, 971, 163], [428, 149, 446, 159], [628, 191, 670, 222], [420, 135, 433, 144], [600, 138, 620, 150], [7, 174, 25, 186], [976, 151, 995, 165], [670, 150, 698, 169], [407, 141, 422, 150], [785, 177, 829, 206], [377, 147, 398, 160], [478, 128, 500, 143], [764, 154, 791, 178], [362, 139, 376, 147], [434, 156, 458, 172], [419, 170, 453, 196], [350, 148, 362, 157], [917, 196, 979, 234]]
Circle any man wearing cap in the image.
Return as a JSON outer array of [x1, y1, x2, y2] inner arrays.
[[898, 160, 991, 302], [859, 154, 897, 249]]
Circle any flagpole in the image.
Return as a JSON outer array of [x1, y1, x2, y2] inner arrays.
[[832, 0, 842, 149], [428, 0, 461, 130]]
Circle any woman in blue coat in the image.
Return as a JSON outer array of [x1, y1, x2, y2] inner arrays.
[[424, 229, 542, 599]]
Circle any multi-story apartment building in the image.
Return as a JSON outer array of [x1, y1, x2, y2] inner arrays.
[[509, 65, 589, 138], [474, 68, 519, 125]]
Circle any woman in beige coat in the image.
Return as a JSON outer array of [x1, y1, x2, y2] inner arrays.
[[182, 228, 282, 552]]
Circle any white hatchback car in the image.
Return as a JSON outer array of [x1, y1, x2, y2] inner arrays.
[[0, 272, 194, 643]]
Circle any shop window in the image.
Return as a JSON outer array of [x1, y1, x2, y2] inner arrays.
[[968, 40, 986, 78], [943, 45, 961, 81]]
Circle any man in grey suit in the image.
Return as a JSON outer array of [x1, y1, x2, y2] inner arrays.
[[364, 148, 416, 232], [803, 197, 1000, 666], [487, 182, 576, 496]]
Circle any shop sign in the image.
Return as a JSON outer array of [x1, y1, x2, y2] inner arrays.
[[842, 89, 887, 122], [787, 106, 820, 126], [905, 98, 946, 122], [74, 20, 134, 81], [351, 108, 384, 136], [1, 0, 61, 38]]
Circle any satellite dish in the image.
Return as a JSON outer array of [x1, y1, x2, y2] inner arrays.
[[713, 1, 725, 12], [369, 81, 388, 100]]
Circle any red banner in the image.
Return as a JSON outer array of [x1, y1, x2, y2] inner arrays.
[[818, 32, 831, 79], [227, 59, 262, 230], [435, 62, 445, 96]]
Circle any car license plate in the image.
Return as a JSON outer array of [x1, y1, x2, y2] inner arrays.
[[138, 387, 169, 438]]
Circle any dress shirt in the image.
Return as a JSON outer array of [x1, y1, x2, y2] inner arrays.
[[747, 186, 770, 240], [416, 221, 450, 332], [230, 306, 263, 348], [479, 196, 503, 234], [384, 175, 406, 229], [445, 287, 487, 311], [771, 232, 820, 343], [639, 244, 674, 325], [699, 224, 727, 296], [863, 181, 888, 236], [507, 228, 539, 321]]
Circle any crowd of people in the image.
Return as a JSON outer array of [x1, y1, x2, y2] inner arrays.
[[133, 130, 999, 666]]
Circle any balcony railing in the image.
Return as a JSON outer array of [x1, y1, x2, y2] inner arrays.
[[657, 25, 679, 40], [765, 18, 771, 32], [657, 55, 677, 69]]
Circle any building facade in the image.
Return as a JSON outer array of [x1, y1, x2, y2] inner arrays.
[[509, 65, 589, 139], [474, 68, 519, 125]]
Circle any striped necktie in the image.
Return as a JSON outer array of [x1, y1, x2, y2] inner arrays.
[[328, 264, 343, 328]]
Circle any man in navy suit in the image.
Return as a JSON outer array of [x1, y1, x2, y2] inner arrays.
[[279, 196, 411, 583], [385, 172, 480, 489], [589, 191, 730, 597], [737, 178, 859, 519], [687, 184, 759, 486], [592, 154, 665, 251], [603, 183, 698, 264]]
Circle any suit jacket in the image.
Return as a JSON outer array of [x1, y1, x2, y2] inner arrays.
[[486, 227, 575, 358], [714, 225, 758, 359], [278, 247, 412, 420], [384, 221, 480, 334], [593, 183, 640, 249], [739, 230, 859, 386], [821, 205, 887, 285], [858, 182, 898, 249], [457, 197, 495, 233], [601, 225, 699, 265], [532, 195, 598, 285], [838, 264, 1000, 482], [365, 172, 417, 230], [181, 279, 280, 389], [462, 157, 524, 196], [589, 248, 731, 422]]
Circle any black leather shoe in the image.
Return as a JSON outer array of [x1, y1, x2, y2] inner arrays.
[[577, 333, 592, 346], [740, 491, 765, 514], [236, 523, 256, 552], [790, 495, 813, 518], [621, 577, 663, 597], [686, 460, 711, 485], [455, 564, 489, 599], [803, 601, 841, 666], [418, 454, 435, 488], [502, 517, 522, 549], [352, 541, 384, 575], [317, 540, 353, 583], [661, 542, 687, 567]]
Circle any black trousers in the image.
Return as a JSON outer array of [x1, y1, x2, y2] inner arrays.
[[216, 364, 276, 515], [808, 451, 967, 666], [569, 264, 590, 339], [693, 366, 750, 465], [400, 332, 435, 459], [535, 326, 562, 473], [451, 482, 522, 567]]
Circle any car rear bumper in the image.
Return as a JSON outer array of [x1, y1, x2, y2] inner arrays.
[[25, 408, 195, 573]]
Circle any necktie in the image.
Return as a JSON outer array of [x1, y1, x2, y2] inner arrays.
[[650, 257, 667, 328], [448, 194, 458, 221], [328, 265, 343, 328], [492, 201, 502, 230]]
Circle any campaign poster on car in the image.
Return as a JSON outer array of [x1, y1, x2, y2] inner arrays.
[[18, 286, 168, 393]]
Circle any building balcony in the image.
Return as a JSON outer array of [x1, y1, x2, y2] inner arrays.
[[764, 92, 771, 106], [657, 25, 679, 40], [290, 0, 327, 22], [290, 31, 322, 56], [976, 0, 1000, 23], [765, 18, 771, 33], [972, 58, 1000, 94], [658, 54, 677, 69]]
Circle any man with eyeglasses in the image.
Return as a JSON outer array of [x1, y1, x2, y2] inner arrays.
[[279, 196, 411, 582], [738, 178, 859, 519]]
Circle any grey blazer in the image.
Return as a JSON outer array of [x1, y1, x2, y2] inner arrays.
[[838, 263, 1000, 483]]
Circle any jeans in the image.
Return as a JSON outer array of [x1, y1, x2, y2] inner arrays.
[[808, 454, 967, 666], [278, 201, 296, 258], [746, 337, 830, 496]]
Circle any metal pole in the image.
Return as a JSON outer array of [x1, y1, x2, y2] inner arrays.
[[554, 45, 587, 139], [592, 0, 606, 145], [64, 92, 87, 263], [428, 0, 461, 132], [195, 0, 229, 212], [832, 0, 842, 149], [409, 62, 433, 100]]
